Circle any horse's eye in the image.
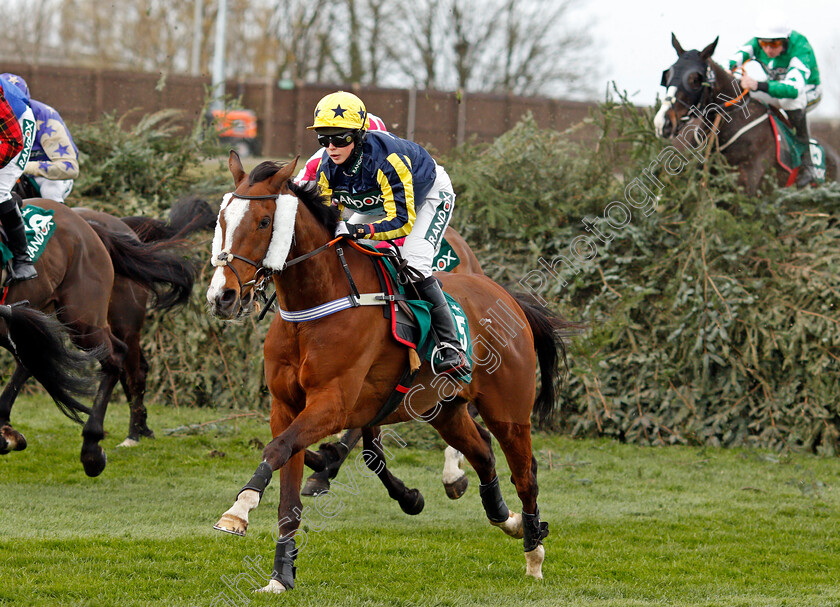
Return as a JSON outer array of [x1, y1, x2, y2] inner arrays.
[[258, 216, 271, 229]]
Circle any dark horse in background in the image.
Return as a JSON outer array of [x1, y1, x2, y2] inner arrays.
[[654, 35, 839, 195], [208, 154, 581, 591], [0, 198, 194, 475]]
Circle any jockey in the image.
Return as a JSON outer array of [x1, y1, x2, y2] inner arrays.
[[309, 90, 471, 377], [294, 112, 387, 185], [1, 74, 79, 203], [729, 13, 822, 187], [0, 75, 38, 282]]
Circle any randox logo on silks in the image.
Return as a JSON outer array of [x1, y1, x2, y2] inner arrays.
[[334, 191, 386, 210], [426, 192, 454, 247], [15, 118, 36, 171]]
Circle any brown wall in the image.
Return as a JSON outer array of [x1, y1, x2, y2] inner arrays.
[[4, 62, 839, 157]]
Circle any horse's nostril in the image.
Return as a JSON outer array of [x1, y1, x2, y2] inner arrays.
[[218, 289, 237, 307]]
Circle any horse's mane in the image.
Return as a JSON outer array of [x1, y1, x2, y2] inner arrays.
[[707, 58, 737, 94], [248, 161, 339, 234]]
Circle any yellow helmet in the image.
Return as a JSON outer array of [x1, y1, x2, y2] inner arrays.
[[308, 91, 367, 131]]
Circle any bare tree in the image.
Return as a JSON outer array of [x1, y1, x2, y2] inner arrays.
[[389, 0, 598, 97]]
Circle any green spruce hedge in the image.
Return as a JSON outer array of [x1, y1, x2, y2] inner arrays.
[[6, 98, 837, 455]]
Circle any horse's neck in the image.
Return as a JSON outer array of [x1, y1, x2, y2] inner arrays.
[[273, 208, 361, 312]]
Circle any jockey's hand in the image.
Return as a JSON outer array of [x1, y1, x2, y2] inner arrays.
[[334, 221, 370, 239], [739, 75, 758, 92], [334, 221, 351, 238]]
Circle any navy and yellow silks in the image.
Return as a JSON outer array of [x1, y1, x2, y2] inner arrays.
[[316, 131, 437, 241]]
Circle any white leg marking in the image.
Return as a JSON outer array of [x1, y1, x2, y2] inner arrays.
[[442, 446, 465, 484], [213, 489, 261, 536], [490, 511, 524, 539], [117, 438, 140, 448], [525, 544, 545, 579], [256, 579, 286, 594]]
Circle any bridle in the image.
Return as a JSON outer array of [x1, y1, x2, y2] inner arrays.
[[211, 190, 344, 305], [660, 53, 715, 133]]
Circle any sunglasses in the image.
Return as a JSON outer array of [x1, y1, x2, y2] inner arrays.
[[758, 39, 784, 49], [317, 132, 355, 148]]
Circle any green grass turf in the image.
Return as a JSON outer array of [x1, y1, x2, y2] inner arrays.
[[1, 394, 839, 606]]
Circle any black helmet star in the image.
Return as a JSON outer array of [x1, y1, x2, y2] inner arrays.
[[331, 104, 347, 118]]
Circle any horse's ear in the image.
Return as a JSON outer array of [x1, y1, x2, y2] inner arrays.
[[700, 37, 719, 61], [269, 155, 300, 192], [671, 33, 685, 56], [229, 150, 247, 187]]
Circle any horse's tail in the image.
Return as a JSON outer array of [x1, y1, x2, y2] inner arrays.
[[506, 291, 587, 427], [86, 222, 196, 311], [121, 195, 216, 244], [0, 304, 95, 423]]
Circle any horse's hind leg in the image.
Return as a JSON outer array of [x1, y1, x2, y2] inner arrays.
[[481, 415, 548, 579], [0, 364, 33, 453], [442, 446, 468, 499], [360, 427, 424, 515], [118, 334, 153, 447], [70, 325, 127, 477], [301, 428, 362, 497], [428, 403, 523, 537]]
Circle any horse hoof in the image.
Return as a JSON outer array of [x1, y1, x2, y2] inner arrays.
[[443, 474, 469, 500], [525, 544, 545, 579], [255, 580, 286, 594], [399, 488, 425, 515], [301, 476, 330, 497], [81, 445, 107, 477], [214, 513, 247, 537], [117, 438, 140, 448], [491, 511, 524, 539], [1, 425, 27, 453]]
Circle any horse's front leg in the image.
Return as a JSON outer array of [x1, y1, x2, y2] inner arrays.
[[256, 449, 305, 594], [214, 390, 345, 537]]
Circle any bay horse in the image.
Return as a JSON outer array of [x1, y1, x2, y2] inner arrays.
[[208, 153, 576, 592], [654, 34, 839, 196], [0, 199, 193, 475], [75, 206, 197, 446], [300, 224, 484, 498]]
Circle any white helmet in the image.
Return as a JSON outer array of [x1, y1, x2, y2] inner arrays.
[[755, 11, 791, 39]]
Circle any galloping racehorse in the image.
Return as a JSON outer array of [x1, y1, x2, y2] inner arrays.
[[208, 153, 577, 592], [654, 35, 839, 195], [75, 207, 197, 446], [0, 199, 192, 475]]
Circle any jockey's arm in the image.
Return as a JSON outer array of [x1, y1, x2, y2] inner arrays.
[[758, 66, 806, 99], [360, 154, 416, 241], [729, 40, 757, 70], [24, 117, 79, 180]]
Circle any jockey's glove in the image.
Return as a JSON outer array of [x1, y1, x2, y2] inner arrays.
[[335, 221, 370, 239]]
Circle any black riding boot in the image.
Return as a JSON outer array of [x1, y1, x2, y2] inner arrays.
[[415, 276, 471, 376], [788, 110, 817, 187], [0, 198, 37, 283]]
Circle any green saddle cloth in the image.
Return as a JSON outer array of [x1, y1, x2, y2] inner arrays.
[[360, 241, 473, 382], [0, 205, 57, 265], [774, 117, 827, 182]]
